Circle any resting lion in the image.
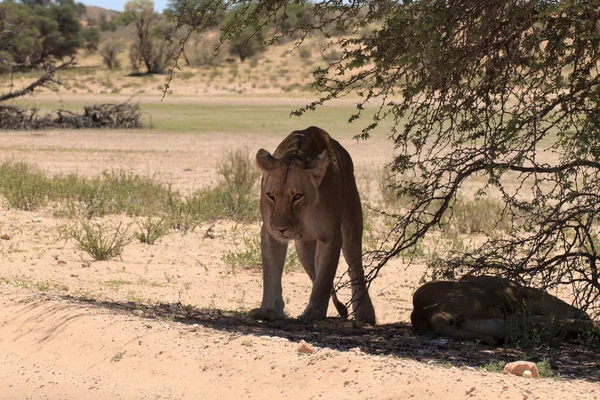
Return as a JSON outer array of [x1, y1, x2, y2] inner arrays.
[[411, 275, 594, 344], [249, 126, 376, 323]]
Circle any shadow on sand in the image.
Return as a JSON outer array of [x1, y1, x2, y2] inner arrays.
[[49, 293, 600, 382]]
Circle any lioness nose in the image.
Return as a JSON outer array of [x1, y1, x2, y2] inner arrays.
[[271, 220, 290, 233], [275, 226, 289, 234]]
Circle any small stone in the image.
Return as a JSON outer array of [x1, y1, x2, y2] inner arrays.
[[522, 370, 532, 378], [132, 310, 144, 317], [428, 339, 449, 346], [32, 217, 42, 223], [341, 366, 348, 373], [297, 340, 315, 354], [1, 234, 10, 240], [503, 361, 540, 378], [57, 260, 67, 265]]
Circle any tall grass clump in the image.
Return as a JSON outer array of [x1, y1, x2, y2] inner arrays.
[[55, 171, 174, 218], [222, 225, 300, 273], [449, 197, 511, 234], [194, 147, 261, 222], [0, 161, 50, 210], [1, 155, 260, 226]]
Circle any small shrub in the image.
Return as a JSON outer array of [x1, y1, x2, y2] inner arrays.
[[136, 216, 170, 244], [216, 147, 261, 194], [178, 71, 195, 80], [298, 45, 312, 58], [165, 193, 202, 232], [478, 360, 506, 373], [322, 48, 342, 62], [60, 219, 132, 261], [536, 359, 557, 378], [282, 83, 302, 92], [222, 226, 300, 273], [0, 161, 49, 211], [377, 166, 414, 207], [100, 40, 123, 70]]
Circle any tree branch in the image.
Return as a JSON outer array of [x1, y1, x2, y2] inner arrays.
[[0, 58, 76, 103]]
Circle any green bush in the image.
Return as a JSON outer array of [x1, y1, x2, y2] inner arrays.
[[59, 219, 132, 261]]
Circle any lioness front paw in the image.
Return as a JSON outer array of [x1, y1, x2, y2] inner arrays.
[[249, 307, 284, 321]]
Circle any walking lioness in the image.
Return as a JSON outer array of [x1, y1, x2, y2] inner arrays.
[[249, 127, 376, 323]]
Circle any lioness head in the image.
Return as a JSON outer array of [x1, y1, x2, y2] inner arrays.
[[256, 148, 329, 241]]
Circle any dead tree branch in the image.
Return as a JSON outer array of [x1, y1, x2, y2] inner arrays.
[[0, 58, 76, 103]]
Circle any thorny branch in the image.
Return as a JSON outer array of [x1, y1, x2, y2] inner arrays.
[[172, 0, 600, 316]]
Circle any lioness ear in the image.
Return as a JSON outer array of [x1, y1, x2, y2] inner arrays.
[[256, 149, 277, 172], [308, 150, 329, 187]]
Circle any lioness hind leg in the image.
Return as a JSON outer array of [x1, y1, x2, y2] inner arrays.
[[296, 240, 348, 318], [341, 198, 376, 324]]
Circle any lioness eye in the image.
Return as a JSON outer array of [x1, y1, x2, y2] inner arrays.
[[293, 193, 303, 202], [266, 192, 274, 200]]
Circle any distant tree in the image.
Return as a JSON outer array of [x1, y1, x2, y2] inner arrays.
[[99, 40, 122, 70], [221, 5, 265, 62], [99, 13, 117, 31], [164, 0, 225, 27], [126, 0, 176, 74], [82, 27, 100, 53], [0, 0, 84, 70], [114, 10, 135, 26], [273, 2, 315, 39]]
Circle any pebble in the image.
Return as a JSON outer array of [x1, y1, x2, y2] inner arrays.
[[1, 234, 10, 240], [259, 335, 289, 342], [428, 339, 449, 346], [57, 260, 67, 265], [297, 340, 315, 354], [32, 217, 42, 223], [132, 310, 144, 317], [341, 366, 348, 373]]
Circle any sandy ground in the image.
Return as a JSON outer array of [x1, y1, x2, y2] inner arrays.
[[1, 114, 599, 399]]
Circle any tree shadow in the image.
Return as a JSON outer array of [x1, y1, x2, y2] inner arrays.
[[59, 293, 600, 382]]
